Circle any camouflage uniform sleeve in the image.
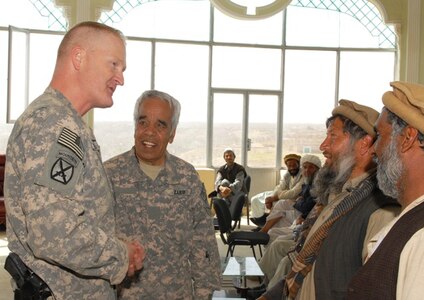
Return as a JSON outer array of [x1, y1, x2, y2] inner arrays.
[[189, 174, 222, 298], [11, 111, 128, 284]]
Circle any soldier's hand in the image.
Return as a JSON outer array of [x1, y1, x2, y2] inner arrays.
[[126, 241, 145, 277]]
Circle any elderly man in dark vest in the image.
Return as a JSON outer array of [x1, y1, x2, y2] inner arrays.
[[347, 81, 424, 300], [257, 100, 400, 300]]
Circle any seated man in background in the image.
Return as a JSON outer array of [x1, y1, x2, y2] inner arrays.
[[104, 90, 221, 299], [250, 154, 303, 226], [211, 148, 247, 205], [260, 154, 321, 245]]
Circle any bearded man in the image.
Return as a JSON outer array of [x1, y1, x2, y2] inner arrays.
[[258, 154, 321, 246], [257, 100, 400, 300], [250, 153, 303, 227], [347, 81, 424, 299]]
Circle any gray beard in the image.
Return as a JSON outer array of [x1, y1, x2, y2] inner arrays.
[[376, 136, 404, 199], [311, 151, 355, 205]]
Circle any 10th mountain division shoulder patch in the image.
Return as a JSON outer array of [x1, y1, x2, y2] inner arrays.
[[50, 127, 84, 185], [51, 157, 74, 184]]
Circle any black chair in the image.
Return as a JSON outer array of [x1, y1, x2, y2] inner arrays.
[[213, 191, 245, 230], [213, 198, 269, 259], [244, 175, 251, 225], [228, 191, 246, 229]]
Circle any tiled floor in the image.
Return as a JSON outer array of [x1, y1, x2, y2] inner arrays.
[[0, 216, 260, 299]]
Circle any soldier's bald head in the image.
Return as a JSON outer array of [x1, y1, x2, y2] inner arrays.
[[57, 21, 126, 60]]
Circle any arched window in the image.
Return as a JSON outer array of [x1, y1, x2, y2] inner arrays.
[[0, 0, 66, 154], [0, 0, 397, 170], [96, 0, 396, 167]]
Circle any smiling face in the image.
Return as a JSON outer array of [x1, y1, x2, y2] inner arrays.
[[134, 97, 175, 166], [286, 159, 300, 176], [224, 151, 235, 166], [320, 117, 352, 170]]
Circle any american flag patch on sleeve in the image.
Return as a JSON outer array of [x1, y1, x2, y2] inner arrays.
[[57, 127, 84, 160]]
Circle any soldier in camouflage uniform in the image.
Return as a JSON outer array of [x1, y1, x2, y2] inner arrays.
[[104, 90, 222, 299], [4, 22, 144, 299]]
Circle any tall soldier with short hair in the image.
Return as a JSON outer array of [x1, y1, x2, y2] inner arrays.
[[4, 21, 144, 299]]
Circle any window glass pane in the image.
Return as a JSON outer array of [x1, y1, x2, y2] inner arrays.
[[214, 8, 283, 45], [248, 95, 278, 168], [286, 6, 383, 48], [339, 51, 395, 112], [29, 33, 62, 101], [212, 93, 243, 167], [283, 50, 335, 159], [0, 32, 8, 125], [101, 0, 210, 41], [0, 0, 66, 31], [9, 30, 28, 122], [155, 43, 209, 166], [94, 40, 152, 161], [212, 46, 281, 89], [0, 30, 12, 154]]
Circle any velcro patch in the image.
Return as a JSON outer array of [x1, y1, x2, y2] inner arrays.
[[57, 127, 84, 160], [36, 145, 83, 196], [51, 158, 74, 184]]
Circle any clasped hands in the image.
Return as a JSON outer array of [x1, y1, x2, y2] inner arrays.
[[126, 241, 145, 277], [219, 186, 232, 198]]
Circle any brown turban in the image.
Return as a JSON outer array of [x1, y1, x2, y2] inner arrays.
[[382, 81, 424, 134], [284, 153, 301, 165], [332, 99, 379, 137]]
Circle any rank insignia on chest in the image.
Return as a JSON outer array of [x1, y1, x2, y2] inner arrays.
[[174, 189, 186, 195], [51, 158, 74, 184]]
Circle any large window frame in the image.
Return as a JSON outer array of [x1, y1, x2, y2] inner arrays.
[[1, 0, 398, 169]]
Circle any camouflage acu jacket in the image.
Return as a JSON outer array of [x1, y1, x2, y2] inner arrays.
[[5, 87, 129, 300], [104, 148, 222, 300]]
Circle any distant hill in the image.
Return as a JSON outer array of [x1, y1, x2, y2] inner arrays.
[[94, 121, 326, 166]]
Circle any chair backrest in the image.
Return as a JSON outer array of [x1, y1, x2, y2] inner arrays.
[[244, 175, 251, 194], [213, 198, 232, 235]]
